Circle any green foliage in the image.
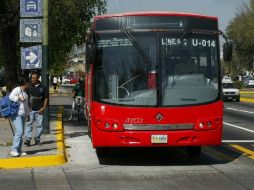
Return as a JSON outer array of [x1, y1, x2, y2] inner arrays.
[[226, 0, 254, 71], [49, 0, 106, 74], [0, 0, 106, 90], [0, 0, 20, 90], [233, 81, 244, 89]]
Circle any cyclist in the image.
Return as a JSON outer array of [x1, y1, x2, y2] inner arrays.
[[68, 77, 85, 121]]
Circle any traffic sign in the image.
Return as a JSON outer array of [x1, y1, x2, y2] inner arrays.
[[20, 0, 43, 17], [21, 45, 42, 70], [20, 19, 42, 42]]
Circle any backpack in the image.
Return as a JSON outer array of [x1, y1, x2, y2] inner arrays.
[[0, 95, 20, 117]]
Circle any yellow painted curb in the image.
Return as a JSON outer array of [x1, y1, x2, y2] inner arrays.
[[0, 155, 66, 169], [0, 108, 66, 169], [240, 92, 254, 94], [240, 98, 254, 103]]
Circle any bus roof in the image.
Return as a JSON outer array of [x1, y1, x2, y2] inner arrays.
[[94, 11, 218, 21]]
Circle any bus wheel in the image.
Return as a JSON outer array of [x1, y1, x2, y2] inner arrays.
[[187, 146, 201, 157], [96, 148, 110, 157]]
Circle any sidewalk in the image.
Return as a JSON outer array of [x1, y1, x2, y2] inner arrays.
[[0, 107, 66, 169]]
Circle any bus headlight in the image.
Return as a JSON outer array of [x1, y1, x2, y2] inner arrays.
[[195, 117, 222, 131], [104, 122, 110, 129], [96, 118, 124, 131]]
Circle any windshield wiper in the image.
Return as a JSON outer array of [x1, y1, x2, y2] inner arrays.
[[170, 74, 183, 88], [164, 28, 193, 88], [122, 28, 152, 65]]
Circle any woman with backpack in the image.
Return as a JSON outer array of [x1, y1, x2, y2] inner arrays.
[[9, 78, 29, 157]]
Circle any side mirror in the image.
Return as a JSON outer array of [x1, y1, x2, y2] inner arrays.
[[223, 41, 233, 62]]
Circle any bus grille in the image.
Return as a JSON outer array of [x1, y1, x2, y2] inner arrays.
[[123, 123, 194, 130]]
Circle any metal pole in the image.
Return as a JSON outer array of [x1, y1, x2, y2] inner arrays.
[[42, 0, 49, 133]]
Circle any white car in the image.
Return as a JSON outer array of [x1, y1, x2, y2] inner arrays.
[[243, 76, 254, 88], [222, 76, 232, 82], [62, 78, 70, 84], [222, 81, 240, 102]]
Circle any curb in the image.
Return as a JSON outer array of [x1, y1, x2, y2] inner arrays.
[[0, 108, 66, 169], [240, 98, 254, 103], [240, 92, 254, 94]]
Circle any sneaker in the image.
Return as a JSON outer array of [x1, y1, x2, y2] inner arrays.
[[24, 140, 31, 146], [10, 151, 20, 157], [20, 152, 27, 156], [35, 140, 42, 146]]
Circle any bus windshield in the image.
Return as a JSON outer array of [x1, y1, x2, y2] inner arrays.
[[94, 31, 219, 107]]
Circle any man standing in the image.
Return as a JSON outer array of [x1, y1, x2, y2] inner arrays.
[[24, 72, 49, 146]]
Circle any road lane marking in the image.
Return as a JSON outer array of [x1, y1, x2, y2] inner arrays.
[[223, 140, 254, 143], [225, 107, 254, 114], [223, 122, 254, 133], [230, 144, 254, 160]]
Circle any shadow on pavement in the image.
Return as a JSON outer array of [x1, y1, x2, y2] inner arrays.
[[97, 145, 243, 166]]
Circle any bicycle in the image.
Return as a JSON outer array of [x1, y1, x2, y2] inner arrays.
[[69, 96, 85, 122]]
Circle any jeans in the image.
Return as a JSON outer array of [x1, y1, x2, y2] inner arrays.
[[25, 111, 43, 141], [11, 115, 25, 153]]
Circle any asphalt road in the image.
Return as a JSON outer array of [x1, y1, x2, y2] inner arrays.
[[1, 90, 254, 190]]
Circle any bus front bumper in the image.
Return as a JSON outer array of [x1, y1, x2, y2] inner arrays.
[[92, 127, 222, 148]]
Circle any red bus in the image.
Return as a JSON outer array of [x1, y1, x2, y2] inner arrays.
[[85, 12, 232, 156]]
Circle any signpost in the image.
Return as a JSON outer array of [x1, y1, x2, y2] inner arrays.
[[20, 0, 49, 132], [21, 45, 42, 70], [20, 0, 43, 17], [20, 19, 42, 42]]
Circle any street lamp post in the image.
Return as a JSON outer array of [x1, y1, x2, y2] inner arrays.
[[42, 0, 49, 133]]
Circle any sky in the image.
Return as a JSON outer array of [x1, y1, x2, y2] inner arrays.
[[106, 0, 249, 32]]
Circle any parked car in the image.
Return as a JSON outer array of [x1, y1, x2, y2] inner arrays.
[[222, 76, 232, 82], [70, 78, 79, 84], [62, 77, 70, 84], [222, 80, 240, 102], [243, 76, 254, 88]]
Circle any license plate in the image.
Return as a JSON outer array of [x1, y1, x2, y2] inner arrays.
[[151, 135, 168, 144], [228, 97, 232, 99]]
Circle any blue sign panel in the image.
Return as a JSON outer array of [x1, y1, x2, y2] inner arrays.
[[20, 19, 42, 42], [21, 46, 42, 70], [20, 0, 43, 17]]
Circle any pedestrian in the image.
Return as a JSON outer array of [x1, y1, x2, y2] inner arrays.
[[24, 72, 49, 146], [9, 78, 29, 157], [53, 76, 58, 92]]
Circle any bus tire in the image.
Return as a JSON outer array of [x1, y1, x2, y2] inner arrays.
[[96, 148, 110, 157], [187, 146, 201, 157]]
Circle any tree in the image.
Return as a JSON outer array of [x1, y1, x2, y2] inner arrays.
[[226, 0, 254, 74], [49, 0, 106, 75], [0, 0, 106, 91], [0, 0, 20, 91]]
